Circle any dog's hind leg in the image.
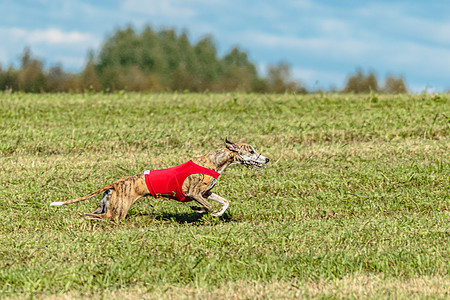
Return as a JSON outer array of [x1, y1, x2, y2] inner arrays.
[[206, 193, 229, 217], [83, 188, 129, 221], [83, 189, 112, 220], [93, 190, 110, 214], [83, 188, 143, 221]]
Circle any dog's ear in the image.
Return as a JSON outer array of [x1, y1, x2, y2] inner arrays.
[[225, 137, 239, 152]]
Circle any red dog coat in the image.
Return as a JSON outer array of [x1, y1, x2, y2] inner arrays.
[[144, 160, 220, 202]]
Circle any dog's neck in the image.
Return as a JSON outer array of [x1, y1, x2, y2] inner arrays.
[[193, 148, 238, 174]]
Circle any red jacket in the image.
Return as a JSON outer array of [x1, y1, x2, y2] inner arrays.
[[144, 160, 220, 202]]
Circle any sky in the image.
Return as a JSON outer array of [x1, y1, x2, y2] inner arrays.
[[1, 0, 449, 92]]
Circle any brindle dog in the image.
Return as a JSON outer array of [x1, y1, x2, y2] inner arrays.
[[50, 139, 269, 220]]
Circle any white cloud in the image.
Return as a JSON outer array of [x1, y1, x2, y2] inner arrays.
[[0, 27, 99, 70], [0, 27, 98, 46], [28, 28, 96, 45]]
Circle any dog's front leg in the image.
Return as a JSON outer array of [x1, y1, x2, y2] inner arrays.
[[206, 193, 229, 217], [187, 193, 213, 214]]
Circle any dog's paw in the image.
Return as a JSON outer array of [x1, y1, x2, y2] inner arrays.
[[190, 206, 208, 213], [211, 209, 225, 217]]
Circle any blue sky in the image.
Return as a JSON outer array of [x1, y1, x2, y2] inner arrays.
[[1, 0, 449, 92]]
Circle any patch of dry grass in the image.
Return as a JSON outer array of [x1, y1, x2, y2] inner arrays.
[[20, 275, 449, 299]]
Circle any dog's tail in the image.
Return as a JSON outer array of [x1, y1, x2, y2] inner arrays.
[[50, 185, 114, 207]]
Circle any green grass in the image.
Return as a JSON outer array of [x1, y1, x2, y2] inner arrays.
[[0, 92, 449, 299]]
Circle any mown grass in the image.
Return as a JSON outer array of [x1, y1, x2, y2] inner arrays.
[[0, 92, 449, 299]]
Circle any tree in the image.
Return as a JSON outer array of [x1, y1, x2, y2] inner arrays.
[[20, 47, 32, 69], [343, 69, 379, 93], [266, 62, 306, 93], [0, 65, 19, 91], [96, 25, 140, 89], [18, 48, 48, 92], [47, 64, 72, 92], [171, 31, 200, 91], [220, 47, 259, 92], [91, 25, 277, 92], [194, 36, 221, 90], [383, 75, 408, 94], [79, 50, 101, 91], [140, 26, 168, 77]]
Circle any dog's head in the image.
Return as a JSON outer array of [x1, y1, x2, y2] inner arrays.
[[225, 138, 269, 168]]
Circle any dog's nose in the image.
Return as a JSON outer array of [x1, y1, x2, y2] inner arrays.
[[265, 157, 270, 163]]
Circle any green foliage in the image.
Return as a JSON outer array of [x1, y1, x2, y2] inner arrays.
[[221, 47, 259, 92], [17, 48, 48, 92], [0, 26, 305, 93], [0, 65, 20, 91], [0, 93, 448, 298], [0, 26, 411, 94], [383, 75, 408, 94], [266, 62, 307, 93], [94, 26, 268, 92], [344, 69, 409, 94], [343, 69, 379, 93]]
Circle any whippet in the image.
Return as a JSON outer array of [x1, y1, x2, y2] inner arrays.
[[50, 139, 269, 220]]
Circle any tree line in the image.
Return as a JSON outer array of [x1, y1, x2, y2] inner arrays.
[[0, 25, 407, 94]]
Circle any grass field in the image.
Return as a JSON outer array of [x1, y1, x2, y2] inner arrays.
[[0, 92, 449, 299]]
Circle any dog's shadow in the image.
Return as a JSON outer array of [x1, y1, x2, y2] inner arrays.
[[130, 211, 233, 224]]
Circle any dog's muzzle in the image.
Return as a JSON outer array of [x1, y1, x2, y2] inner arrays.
[[245, 157, 269, 168]]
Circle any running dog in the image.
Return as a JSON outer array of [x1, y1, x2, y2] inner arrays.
[[50, 139, 269, 220]]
